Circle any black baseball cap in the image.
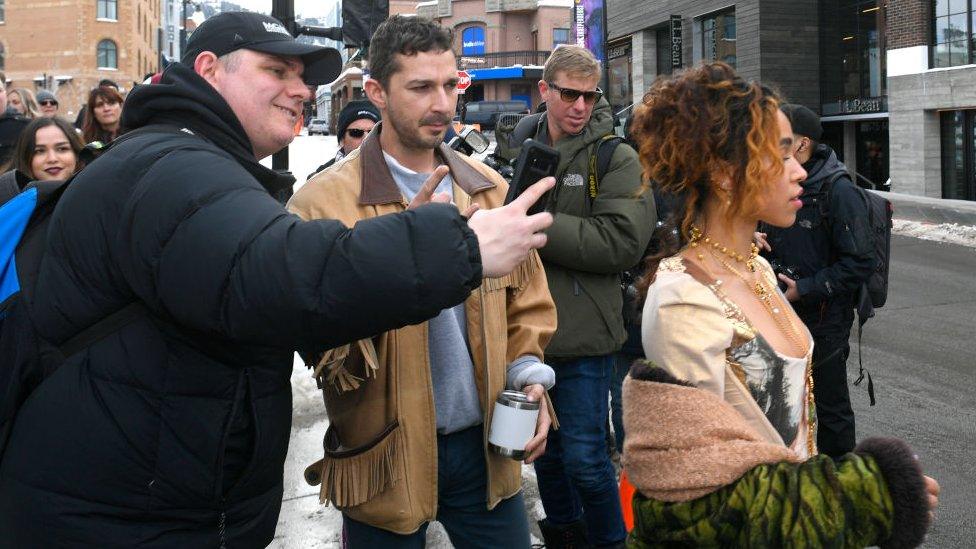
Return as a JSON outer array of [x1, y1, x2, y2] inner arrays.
[[781, 103, 823, 141], [181, 11, 342, 86]]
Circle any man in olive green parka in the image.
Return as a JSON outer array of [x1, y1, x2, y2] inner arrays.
[[513, 45, 656, 547]]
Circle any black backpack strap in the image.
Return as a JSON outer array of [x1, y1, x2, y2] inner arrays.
[[586, 135, 624, 201], [852, 291, 876, 406], [58, 302, 149, 358], [596, 136, 623, 186], [821, 171, 878, 406], [509, 113, 544, 149]]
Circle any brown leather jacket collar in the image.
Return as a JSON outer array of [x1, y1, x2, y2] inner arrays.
[[358, 121, 496, 205]]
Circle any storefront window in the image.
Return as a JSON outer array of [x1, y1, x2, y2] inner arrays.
[[821, 0, 886, 115], [699, 9, 736, 68], [941, 110, 976, 200], [932, 0, 974, 67], [607, 38, 633, 113]]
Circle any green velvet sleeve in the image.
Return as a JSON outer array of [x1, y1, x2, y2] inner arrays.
[[629, 454, 895, 548]]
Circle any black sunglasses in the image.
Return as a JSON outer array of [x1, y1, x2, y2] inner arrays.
[[547, 82, 603, 105], [346, 128, 368, 138], [39, 100, 58, 106]]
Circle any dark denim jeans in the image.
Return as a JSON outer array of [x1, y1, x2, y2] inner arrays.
[[342, 424, 530, 549], [609, 351, 637, 456], [534, 355, 626, 546], [812, 335, 856, 458]]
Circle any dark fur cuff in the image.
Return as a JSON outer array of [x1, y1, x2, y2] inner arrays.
[[854, 437, 930, 549], [628, 360, 696, 387]]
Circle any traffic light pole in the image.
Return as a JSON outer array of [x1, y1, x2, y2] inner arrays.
[[269, 0, 343, 199], [271, 0, 297, 178]]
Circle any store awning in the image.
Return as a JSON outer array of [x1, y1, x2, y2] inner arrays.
[[468, 66, 544, 81]]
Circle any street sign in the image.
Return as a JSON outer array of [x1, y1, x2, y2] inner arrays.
[[457, 70, 472, 94]]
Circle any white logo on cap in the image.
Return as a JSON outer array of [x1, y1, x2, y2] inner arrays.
[[263, 22, 291, 36]]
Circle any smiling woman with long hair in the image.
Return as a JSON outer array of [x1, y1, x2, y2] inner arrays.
[[14, 117, 84, 180], [620, 62, 938, 548], [0, 117, 84, 201]]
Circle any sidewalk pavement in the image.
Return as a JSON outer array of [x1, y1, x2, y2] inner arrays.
[[877, 190, 976, 226]]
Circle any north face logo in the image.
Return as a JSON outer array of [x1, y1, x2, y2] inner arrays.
[[562, 173, 585, 187], [262, 21, 291, 36]]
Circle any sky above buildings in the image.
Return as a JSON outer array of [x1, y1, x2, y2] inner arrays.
[[231, 0, 335, 19]]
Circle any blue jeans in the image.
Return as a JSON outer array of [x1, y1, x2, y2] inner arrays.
[[609, 351, 637, 455], [342, 425, 530, 548], [534, 355, 626, 546]]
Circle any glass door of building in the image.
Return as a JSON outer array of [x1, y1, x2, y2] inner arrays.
[[940, 110, 976, 201], [855, 120, 888, 190]]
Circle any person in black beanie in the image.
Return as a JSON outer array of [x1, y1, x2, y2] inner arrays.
[[307, 100, 380, 179], [758, 103, 876, 458]]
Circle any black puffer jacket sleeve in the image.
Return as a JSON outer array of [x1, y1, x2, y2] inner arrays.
[[117, 148, 481, 350], [796, 177, 876, 305]]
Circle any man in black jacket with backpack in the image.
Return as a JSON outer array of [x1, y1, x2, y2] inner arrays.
[[760, 104, 877, 458], [0, 12, 553, 547]]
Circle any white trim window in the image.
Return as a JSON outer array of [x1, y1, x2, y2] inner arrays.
[[97, 0, 118, 21], [97, 39, 118, 69]]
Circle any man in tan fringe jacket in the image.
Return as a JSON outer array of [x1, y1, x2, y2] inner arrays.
[[287, 16, 558, 547]]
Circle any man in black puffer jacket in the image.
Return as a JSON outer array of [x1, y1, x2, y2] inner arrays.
[[0, 12, 552, 547], [760, 104, 876, 459]]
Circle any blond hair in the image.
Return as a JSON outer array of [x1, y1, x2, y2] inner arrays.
[[542, 45, 600, 83]]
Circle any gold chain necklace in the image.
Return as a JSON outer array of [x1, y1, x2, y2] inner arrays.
[[689, 226, 815, 455], [707, 247, 809, 357]]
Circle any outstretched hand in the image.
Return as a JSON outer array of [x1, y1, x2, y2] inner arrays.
[[407, 165, 479, 217], [468, 177, 555, 278]]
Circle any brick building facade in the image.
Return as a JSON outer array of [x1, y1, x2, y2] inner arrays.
[[1, 0, 161, 121], [417, 0, 573, 109]]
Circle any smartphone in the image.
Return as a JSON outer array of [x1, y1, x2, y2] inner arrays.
[[504, 139, 560, 215]]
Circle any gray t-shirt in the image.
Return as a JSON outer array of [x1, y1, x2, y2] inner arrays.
[[383, 152, 556, 434], [385, 153, 482, 433]]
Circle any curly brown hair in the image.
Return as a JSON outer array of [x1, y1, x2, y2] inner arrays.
[[630, 63, 784, 290]]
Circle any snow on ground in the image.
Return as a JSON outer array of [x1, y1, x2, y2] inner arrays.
[[892, 219, 976, 248]]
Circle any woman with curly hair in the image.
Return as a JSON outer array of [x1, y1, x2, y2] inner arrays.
[[622, 62, 938, 548], [82, 86, 123, 145]]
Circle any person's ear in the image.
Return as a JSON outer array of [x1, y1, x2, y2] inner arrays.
[[795, 135, 808, 154], [194, 52, 221, 89], [537, 79, 548, 96], [364, 78, 387, 110]]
